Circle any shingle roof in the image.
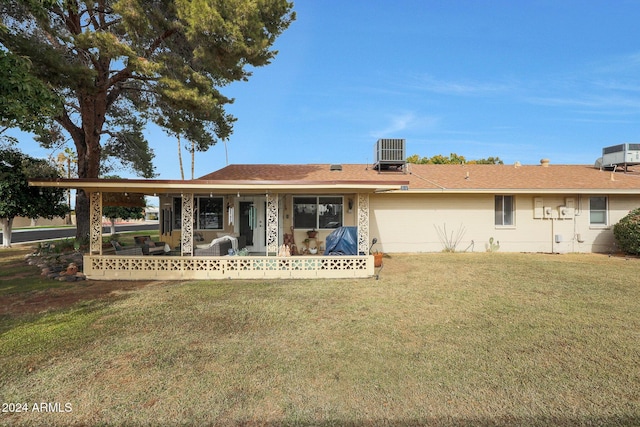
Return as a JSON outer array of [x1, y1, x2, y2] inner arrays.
[[199, 163, 640, 193]]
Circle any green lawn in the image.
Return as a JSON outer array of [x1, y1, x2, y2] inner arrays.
[[1, 251, 639, 426]]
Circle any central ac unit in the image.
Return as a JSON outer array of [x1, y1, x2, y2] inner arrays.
[[599, 143, 640, 169], [373, 138, 406, 172]]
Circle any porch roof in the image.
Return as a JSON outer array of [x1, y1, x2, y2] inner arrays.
[[28, 177, 409, 194]]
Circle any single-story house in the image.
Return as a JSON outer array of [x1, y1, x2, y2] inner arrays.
[[185, 159, 640, 255], [30, 154, 640, 281]]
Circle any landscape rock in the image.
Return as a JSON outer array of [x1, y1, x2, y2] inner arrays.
[[28, 250, 85, 282]]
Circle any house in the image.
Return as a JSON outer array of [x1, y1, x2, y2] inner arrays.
[[171, 160, 640, 255], [29, 141, 640, 281]]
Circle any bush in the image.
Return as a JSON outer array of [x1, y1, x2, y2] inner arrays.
[[613, 208, 640, 255]]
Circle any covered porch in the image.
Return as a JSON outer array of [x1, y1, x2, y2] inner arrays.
[[30, 177, 405, 280]]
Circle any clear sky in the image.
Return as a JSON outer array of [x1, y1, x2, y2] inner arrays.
[[11, 0, 640, 179]]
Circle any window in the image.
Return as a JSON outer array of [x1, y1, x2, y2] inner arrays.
[[495, 195, 514, 226], [293, 197, 317, 228], [197, 197, 223, 229], [293, 196, 343, 229], [590, 196, 608, 225], [318, 196, 343, 229], [172, 197, 182, 230], [170, 196, 224, 230]]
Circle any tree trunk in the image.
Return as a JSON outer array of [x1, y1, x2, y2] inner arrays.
[[110, 218, 116, 235], [177, 134, 184, 180], [191, 139, 195, 180], [61, 87, 106, 244], [1, 218, 14, 248], [72, 118, 102, 243], [75, 190, 91, 243]]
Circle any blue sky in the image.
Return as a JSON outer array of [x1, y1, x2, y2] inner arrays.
[[11, 0, 640, 179]]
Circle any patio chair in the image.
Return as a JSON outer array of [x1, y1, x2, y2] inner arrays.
[[111, 241, 143, 256], [194, 238, 233, 256], [134, 235, 166, 255]]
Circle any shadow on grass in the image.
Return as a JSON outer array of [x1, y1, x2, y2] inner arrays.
[[236, 415, 639, 426]]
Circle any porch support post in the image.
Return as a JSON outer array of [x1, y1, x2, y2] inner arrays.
[[266, 193, 279, 255], [357, 193, 370, 255], [181, 193, 194, 256], [89, 191, 103, 255]]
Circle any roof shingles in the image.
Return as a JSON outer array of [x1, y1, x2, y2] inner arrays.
[[199, 163, 640, 192]]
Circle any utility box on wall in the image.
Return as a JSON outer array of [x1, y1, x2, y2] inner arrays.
[[559, 206, 574, 219], [544, 206, 556, 219], [533, 197, 544, 219], [559, 197, 575, 219]]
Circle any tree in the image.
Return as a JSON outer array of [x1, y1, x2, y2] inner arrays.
[[613, 208, 640, 255], [101, 174, 146, 234], [103, 205, 145, 235], [1, 0, 295, 241], [0, 50, 61, 142], [0, 148, 69, 248], [54, 146, 78, 224], [407, 153, 503, 164], [468, 156, 504, 165]]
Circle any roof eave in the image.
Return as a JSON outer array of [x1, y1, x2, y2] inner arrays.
[[387, 188, 640, 194], [28, 178, 408, 194]]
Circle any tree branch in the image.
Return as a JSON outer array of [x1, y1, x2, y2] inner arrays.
[[57, 107, 82, 143], [147, 28, 179, 56]]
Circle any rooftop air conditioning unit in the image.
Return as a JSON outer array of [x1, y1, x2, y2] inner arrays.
[[373, 138, 406, 172], [598, 143, 640, 170]]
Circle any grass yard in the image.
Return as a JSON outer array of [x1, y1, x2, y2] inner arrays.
[[1, 249, 639, 426]]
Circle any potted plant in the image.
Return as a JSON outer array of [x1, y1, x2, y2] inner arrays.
[[373, 251, 383, 267], [369, 238, 383, 267]]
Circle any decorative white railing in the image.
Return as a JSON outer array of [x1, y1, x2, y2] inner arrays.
[[84, 255, 374, 280]]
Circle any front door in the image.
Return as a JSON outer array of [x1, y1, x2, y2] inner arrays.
[[238, 197, 266, 253]]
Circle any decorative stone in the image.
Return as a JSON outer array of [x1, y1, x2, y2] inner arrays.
[[27, 250, 85, 281], [66, 263, 78, 275]]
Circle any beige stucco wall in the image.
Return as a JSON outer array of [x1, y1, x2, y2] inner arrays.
[[370, 193, 640, 254], [157, 192, 639, 254], [158, 193, 359, 251], [12, 216, 73, 228]]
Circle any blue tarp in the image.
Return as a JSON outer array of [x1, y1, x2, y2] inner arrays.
[[324, 226, 359, 255]]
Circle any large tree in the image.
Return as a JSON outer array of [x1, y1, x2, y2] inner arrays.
[[0, 50, 61, 142], [0, 0, 295, 240], [0, 148, 69, 248]]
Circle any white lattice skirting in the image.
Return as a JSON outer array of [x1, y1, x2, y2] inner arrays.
[[85, 255, 375, 280]]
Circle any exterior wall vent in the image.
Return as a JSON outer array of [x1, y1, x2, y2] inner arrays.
[[597, 143, 640, 170], [373, 138, 406, 172], [330, 164, 342, 171]]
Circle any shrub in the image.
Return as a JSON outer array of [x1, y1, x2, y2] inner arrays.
[[613, 208, 640, 255]]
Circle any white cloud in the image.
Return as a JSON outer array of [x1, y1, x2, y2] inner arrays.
[[525, 93, 640, 110], [369, 112, 439, 138], [402, 74, 513, 96]]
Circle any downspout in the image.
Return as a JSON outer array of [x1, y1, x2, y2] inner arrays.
[[572, 215, 577, 253], [550, 217, 555, 254]]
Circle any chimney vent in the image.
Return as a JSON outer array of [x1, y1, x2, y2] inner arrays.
[[330, 164, 342, 171], [540, 158, 550, 167]]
